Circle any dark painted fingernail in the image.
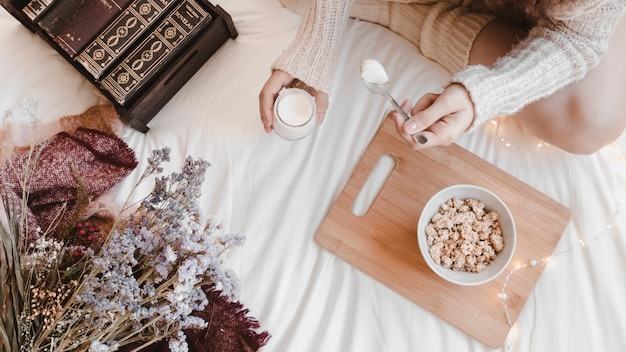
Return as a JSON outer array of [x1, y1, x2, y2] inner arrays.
[[414, 133, 427, 144]]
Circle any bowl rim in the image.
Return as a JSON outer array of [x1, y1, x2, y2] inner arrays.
[[417, 184, 516, 286]]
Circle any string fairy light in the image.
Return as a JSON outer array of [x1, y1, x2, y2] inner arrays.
[[489, 118, 549, 150], [489, 116, 626, 339], [498, 202, 622, 327]]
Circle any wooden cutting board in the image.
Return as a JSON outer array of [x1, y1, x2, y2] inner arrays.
[[315, 118, 570, 348]]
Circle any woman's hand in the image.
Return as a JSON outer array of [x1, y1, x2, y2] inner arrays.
[[259, 69, 329, 133], [389, 83, 475, 148]]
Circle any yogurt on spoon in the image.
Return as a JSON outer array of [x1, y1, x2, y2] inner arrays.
[[360, 59, 428, 144], [360, 59, 389, 85]]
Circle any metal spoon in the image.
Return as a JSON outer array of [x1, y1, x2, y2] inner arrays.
[[360, 59, 427, 144]]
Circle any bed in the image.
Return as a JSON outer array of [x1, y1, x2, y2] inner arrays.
[[1, 0, 625, 351]]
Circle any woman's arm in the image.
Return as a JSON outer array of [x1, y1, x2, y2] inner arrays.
[[453, 0, 626, 130], [271, 0, 355, 94], [259, 0, 353, 133]]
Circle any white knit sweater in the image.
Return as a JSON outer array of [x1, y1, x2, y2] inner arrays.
[[273, 0, 626, 130]]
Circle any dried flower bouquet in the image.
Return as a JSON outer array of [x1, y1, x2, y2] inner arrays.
[[0, 106, 269, 352]]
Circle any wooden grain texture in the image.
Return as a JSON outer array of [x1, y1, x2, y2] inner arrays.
[[315, 119, 571, 348]]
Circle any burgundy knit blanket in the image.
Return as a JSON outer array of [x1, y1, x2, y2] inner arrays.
[[120, 286, 271, 352], [0, 127, 137, 242]]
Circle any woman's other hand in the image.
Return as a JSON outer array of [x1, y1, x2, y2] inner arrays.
[[259, 70, 329, 133], [389, 84, 475, 148]]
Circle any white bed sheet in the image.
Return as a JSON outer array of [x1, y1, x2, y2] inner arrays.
[[1, 0, 626, 351]]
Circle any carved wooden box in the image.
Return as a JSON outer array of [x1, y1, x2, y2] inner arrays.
[[1, 0, 238, 131]]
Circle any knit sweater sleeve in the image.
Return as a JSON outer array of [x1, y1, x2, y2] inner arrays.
[[272, 0, 354, 94], [452, 0, 626, 131]]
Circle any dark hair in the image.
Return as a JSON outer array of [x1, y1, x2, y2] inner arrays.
[[475, 0, 573, 28]]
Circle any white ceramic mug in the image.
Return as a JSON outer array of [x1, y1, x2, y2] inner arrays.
[[272, 88, 316, 141]]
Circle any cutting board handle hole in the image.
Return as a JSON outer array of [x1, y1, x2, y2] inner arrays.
[[352, 154, 395, 216]]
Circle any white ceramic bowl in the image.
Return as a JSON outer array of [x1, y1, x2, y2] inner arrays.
[[417, 184, 516, 286]]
